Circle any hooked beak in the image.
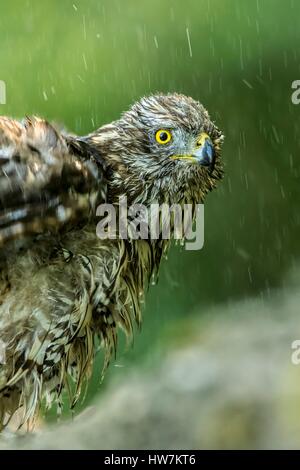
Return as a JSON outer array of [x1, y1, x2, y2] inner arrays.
[[171, 133, 215, 170]]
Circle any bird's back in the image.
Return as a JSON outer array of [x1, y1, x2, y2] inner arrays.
[[0, 116, 111, 429]]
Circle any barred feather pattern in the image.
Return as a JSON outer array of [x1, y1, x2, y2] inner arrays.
[[0, 229, 162, 430], [0, 93, 223, 430]]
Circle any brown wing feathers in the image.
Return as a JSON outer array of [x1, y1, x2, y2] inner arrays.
[[0, 116, 104, 247]]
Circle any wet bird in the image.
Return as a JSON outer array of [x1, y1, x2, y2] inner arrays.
[[0, 93, 223, 430]]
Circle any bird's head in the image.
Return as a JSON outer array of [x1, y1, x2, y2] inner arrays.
[[89, 93, 224, 205]]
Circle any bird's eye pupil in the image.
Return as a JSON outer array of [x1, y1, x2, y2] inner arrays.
[[159, 132, 168, 142], [155, 129, 172, 144]]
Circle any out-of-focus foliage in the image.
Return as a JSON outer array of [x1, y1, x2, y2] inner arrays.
[[0, 0, 299, 414]]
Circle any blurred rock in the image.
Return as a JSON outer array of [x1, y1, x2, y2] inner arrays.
[[1, 281, 300, 449]]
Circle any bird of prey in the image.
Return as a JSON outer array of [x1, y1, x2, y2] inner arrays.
[[0, 93, 223, 430]]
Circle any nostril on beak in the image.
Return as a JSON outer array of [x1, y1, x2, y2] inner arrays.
[[192, 137, 215, 169]]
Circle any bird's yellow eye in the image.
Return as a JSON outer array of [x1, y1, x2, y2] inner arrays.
[[155, 129, 172, 145]]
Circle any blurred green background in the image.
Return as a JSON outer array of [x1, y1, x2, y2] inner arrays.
[[0, 0, 299, 413]]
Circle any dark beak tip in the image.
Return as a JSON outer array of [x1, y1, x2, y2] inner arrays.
[[200, 140, 215, 167]]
